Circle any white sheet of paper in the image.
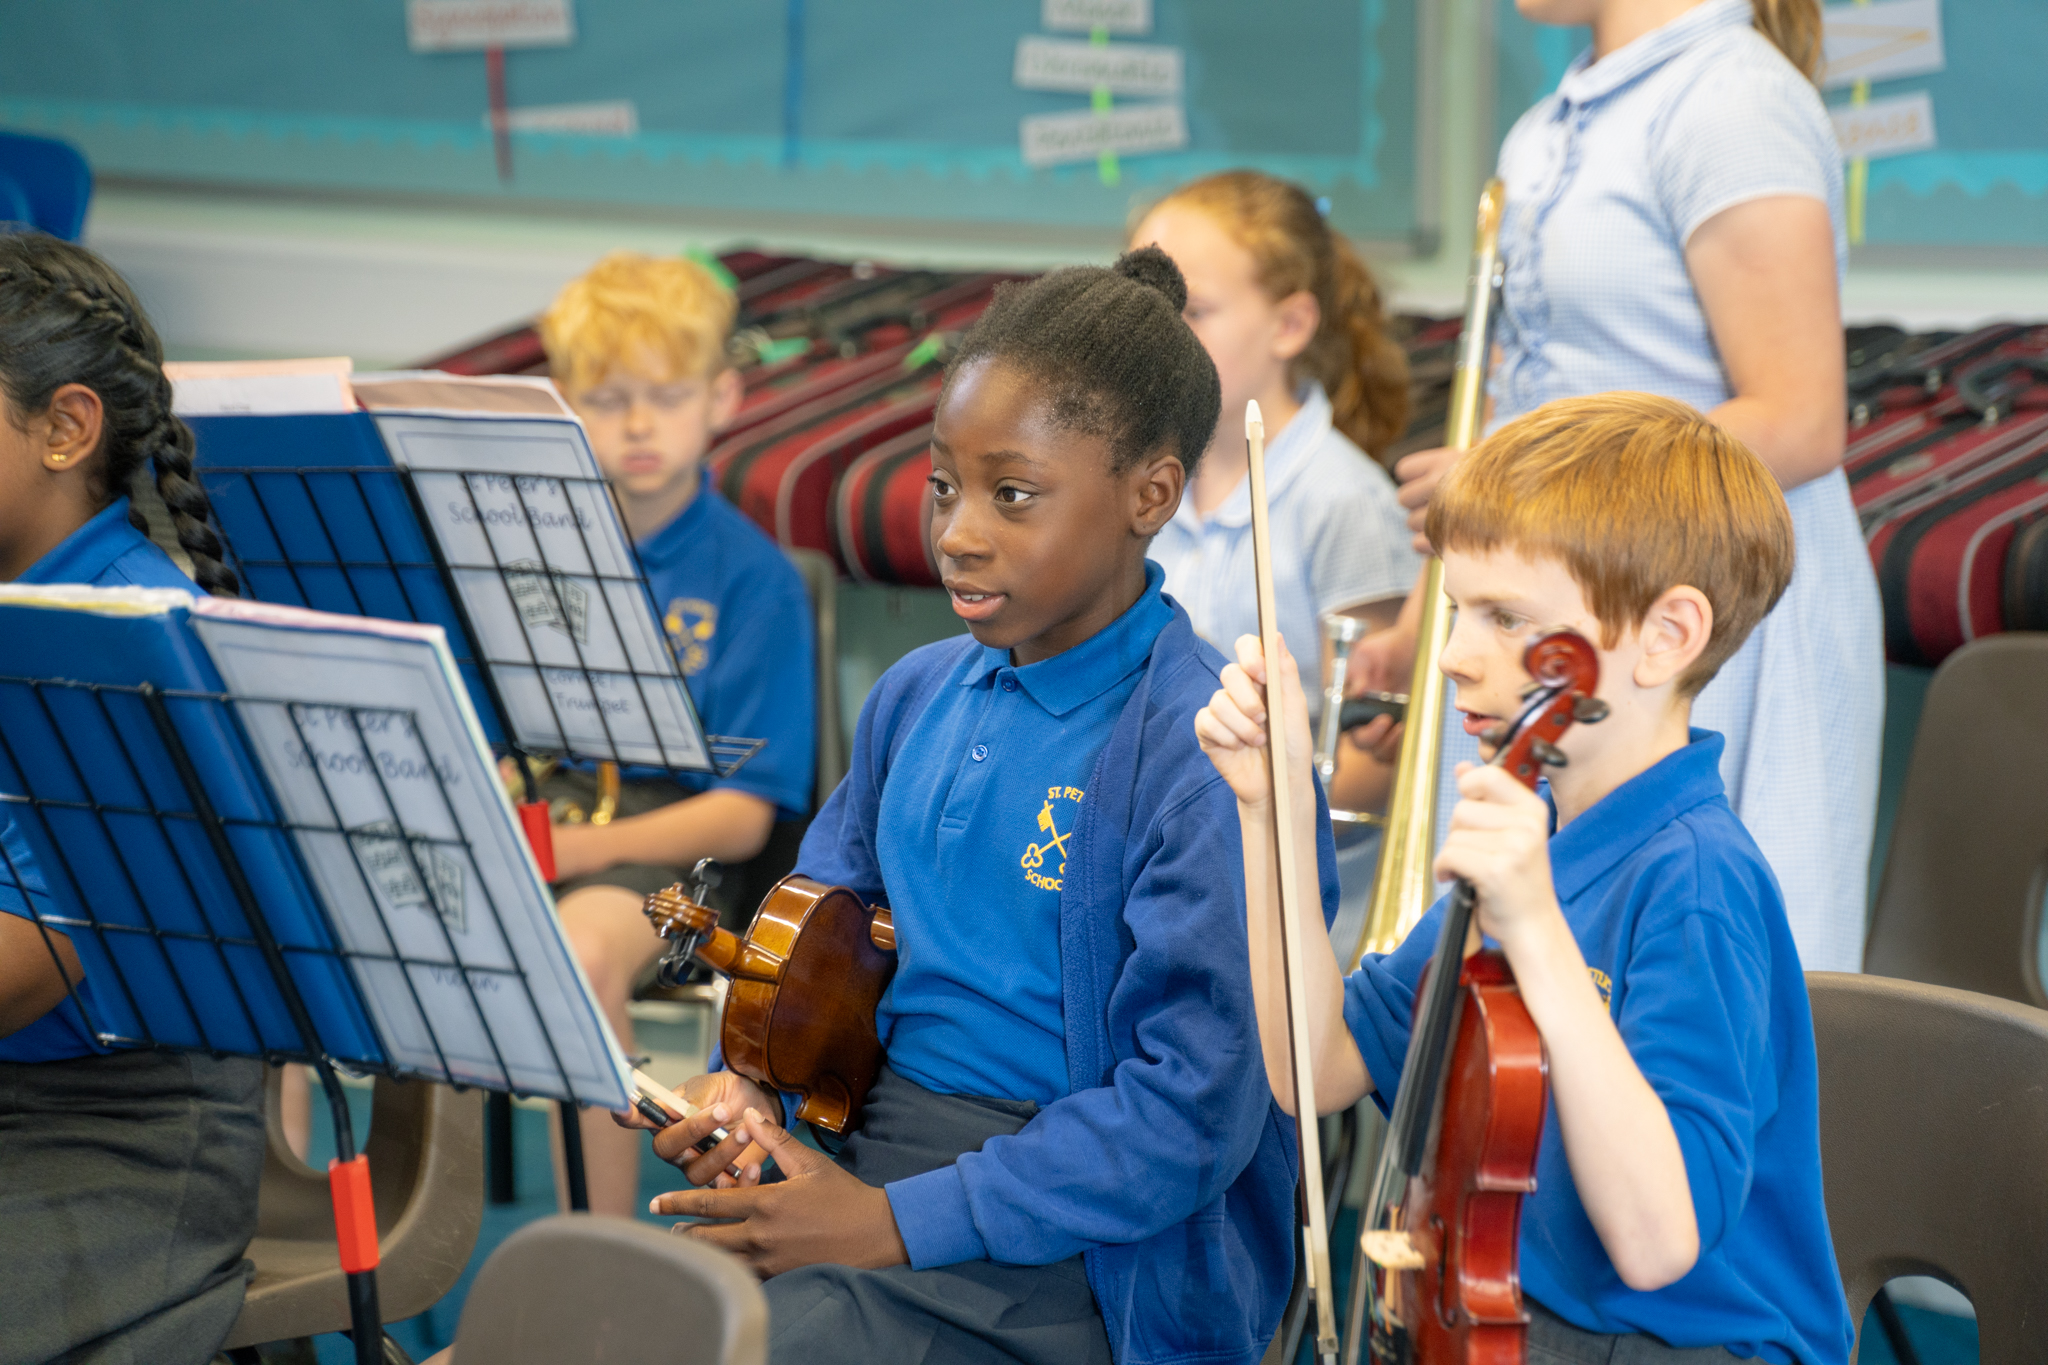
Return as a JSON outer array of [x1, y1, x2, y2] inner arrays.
[[1042, 0, 1150, 35], [167, 358, 356, 416], [407, 0, 575, 52], [189, 603, 631, 1109], [1830, 90, 1937, 160], [1020, 103, 1187, 168], [1013, 37, 1182, 97], [482, 100, 638, 136], [1821, 0, 1944, 88], [371, 412, 712, 772]]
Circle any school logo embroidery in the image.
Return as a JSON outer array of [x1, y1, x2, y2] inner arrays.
[[1021, 785, 1083, 892], [664, 598, 717, 677], [1587, 966, 1613, 1007]]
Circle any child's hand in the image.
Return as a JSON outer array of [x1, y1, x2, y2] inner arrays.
[[643, 1071, 779, 1188], [1195, 635, 1314, 808], [653, 1107, 909, 1278], [1433, 762, 1561, 950]]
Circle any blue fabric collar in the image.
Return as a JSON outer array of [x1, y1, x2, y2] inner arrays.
[[20, 499, 147, 586], [962, 560, 1174, 717], [1547, 728, 1728, 901], [631, 468, 718, 567], [1554, 0, 1751, 107]]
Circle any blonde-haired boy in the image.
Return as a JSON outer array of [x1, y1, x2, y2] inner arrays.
[[1199, 393, 1854, 1365], [539, 250, 815, 1217]]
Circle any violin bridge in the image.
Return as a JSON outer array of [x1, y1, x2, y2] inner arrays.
[[1360, 1230, 1426, 1270]]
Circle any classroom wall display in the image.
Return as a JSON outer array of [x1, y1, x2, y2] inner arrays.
[[1489, 0, 2048, 251], [0, 0, 1428, 246]]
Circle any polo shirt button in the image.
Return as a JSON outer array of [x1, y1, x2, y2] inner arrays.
[[1001, 677, 1018, 692], [971, 744, 989, 762]]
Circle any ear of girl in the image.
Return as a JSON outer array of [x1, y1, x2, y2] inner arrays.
[[0, 233, 238, 596]]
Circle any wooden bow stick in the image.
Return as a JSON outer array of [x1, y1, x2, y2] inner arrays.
[[1246, 399, 1340, 1364]]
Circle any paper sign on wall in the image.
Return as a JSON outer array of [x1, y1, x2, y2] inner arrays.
[[480, 100, 637, 136], [408, 0, 576, 53], [1820, 0, 1944, 89], [1831, 91, 1937, 160], [1020, 104, 1187, 168], [1014, 37, 1182, 97], [1042, 0, 1151, 36]]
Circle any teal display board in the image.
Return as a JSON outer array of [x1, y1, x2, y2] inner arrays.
[[0, 0, 1423, 243], [1489, 0, 2048, 249]]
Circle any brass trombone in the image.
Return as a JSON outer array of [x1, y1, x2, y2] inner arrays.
[[1339, 178, 1507, 1365]]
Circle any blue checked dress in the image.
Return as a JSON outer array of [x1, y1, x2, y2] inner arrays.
[[1432, 0, 1884, 973]]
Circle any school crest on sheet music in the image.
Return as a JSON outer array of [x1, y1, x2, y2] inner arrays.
[[504, 559, 589, 643], [664, 598, 716, 676], [1021, 785, 1083, 892]]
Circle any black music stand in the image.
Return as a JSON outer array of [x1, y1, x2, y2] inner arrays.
[[194, 453, 764, 1207], [0, 674, 645, 1365]]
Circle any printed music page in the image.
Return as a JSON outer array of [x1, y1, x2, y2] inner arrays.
[[369, 409, 713, 772], [189, 601, 633, 1108]]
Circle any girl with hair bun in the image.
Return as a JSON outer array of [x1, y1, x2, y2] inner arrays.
[[0, 233, 264, 1364], [614, 247, 1311, 1365], [1131, 170, 1420, 784]]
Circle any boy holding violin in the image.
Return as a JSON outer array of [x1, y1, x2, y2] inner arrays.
[[1198, 393, 1856, 1365], [622, 251, 1318, 1365]]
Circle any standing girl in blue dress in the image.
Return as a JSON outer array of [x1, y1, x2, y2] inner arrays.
[[1364, 0, 1883, 973], [0, 233, 266, 1365]]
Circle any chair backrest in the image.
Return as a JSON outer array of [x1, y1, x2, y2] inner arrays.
[[223, 1070, 483, 1349], [1809, 972, 2048, 1363], [0, 131, 92, 240], [1864, 634, 2048, 1005], [453, 1214, 768, 1364], [786, 547, 847, 806]]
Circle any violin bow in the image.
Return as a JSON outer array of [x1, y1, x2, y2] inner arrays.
[[1246, 399, 1341, 1364]]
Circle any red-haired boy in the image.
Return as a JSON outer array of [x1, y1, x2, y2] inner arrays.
[[1199, 392, 1854, 1365]]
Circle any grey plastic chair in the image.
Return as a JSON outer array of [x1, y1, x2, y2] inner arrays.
[[222, 1069, 483, 1353], [1809, 972, 2048, 1364], [451, 1214, 768, 1364], [786, 546, 847, 806], [1864, 634, 2048, 1004]]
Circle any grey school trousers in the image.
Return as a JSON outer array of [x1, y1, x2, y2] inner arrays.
[[0, 1049, 265, 1365], [760, 1066, 1114, 1365]]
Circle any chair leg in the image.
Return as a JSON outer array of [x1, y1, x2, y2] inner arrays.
[[379, 1331, 417, 1365], [1871, 1287, 1923, 1365], [223, 1350, 264, 1365], [486, 1091, 516, 1204]]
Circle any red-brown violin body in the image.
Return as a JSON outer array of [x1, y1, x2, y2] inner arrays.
[[1384, 952, 1547, 1365], [644, 875, 897, 1135], [1367, 629, 1604, 1365]]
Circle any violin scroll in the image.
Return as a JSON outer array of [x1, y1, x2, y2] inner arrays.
[[645, 884, 738, 985]]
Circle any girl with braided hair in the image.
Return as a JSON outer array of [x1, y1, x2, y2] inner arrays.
[[0, 233, 265, 1365]]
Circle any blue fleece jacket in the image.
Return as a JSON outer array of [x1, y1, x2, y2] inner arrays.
[[796, 603, 1334, 1365]]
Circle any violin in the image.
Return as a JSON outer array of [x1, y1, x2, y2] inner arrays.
[[644, 870, 897, 1136], [1359, 629, 1606, 1365]]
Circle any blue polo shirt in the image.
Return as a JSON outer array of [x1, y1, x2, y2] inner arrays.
[[1344, 732, 1853, 1365], [1, 500, 200, 1063], [632, 473, 815, 819], [873, 562, 1174, 1104]]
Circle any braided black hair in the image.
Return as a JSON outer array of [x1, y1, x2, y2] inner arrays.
[[0, 233, 237, 595], [944, 245, 1220, 476]]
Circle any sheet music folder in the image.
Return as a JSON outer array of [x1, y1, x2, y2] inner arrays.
[[0, 585, 632, 1110], [181, 369, 754, 777]]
